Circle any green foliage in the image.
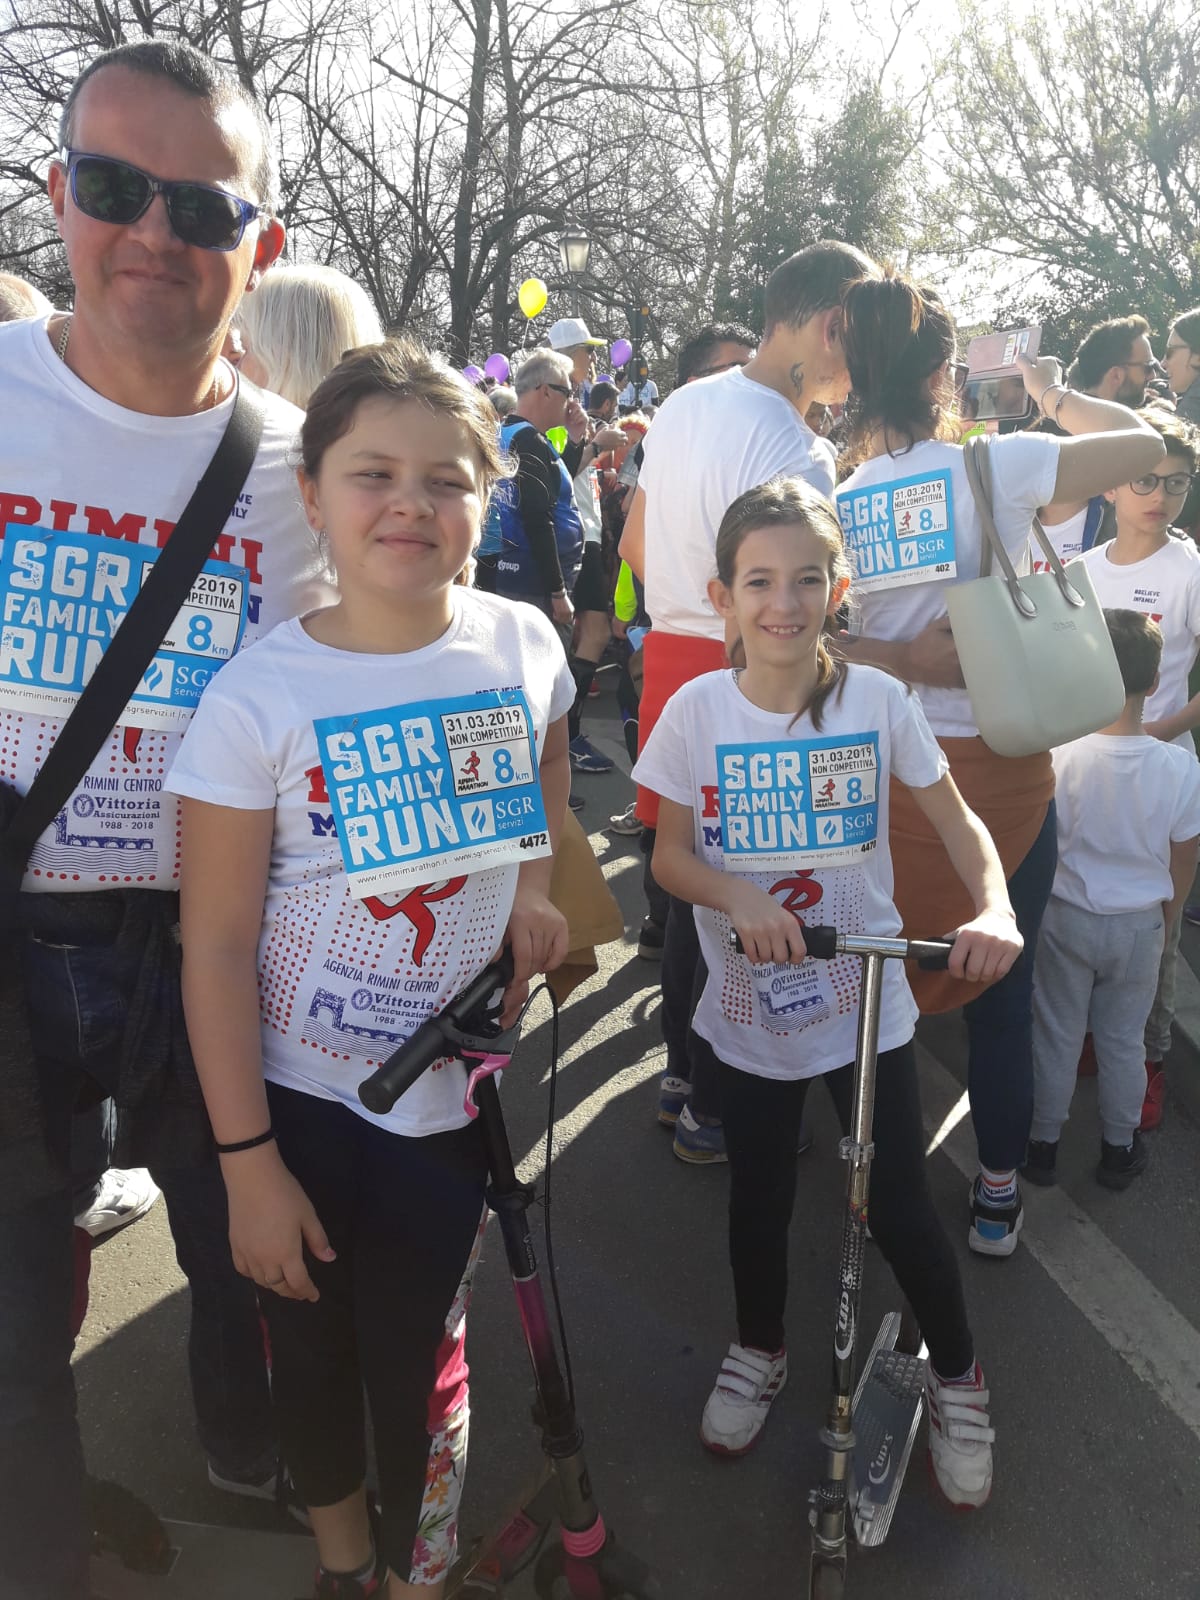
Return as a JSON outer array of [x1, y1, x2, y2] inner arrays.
[[715, 84, 925, 329], [944, 0, 1200, 352]]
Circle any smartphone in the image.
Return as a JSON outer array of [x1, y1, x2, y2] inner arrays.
[[961, 326, 1043, 422]]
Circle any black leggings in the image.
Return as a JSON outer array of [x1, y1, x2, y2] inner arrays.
[[259, 1083, 489, 1582], [719, 1044, 973, 1378]]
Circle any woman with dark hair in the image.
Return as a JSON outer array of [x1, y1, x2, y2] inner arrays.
[[836, 270, 1164, 1259], [1164, 307, 1200, 428]]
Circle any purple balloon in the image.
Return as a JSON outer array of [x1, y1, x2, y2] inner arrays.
[[611, 338, 633, 367], [462, 364, 483, 384], [596, 372, 614, 383], [484, 352, 511, 382]]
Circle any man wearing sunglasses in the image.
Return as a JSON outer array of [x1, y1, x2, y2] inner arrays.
[[1067, 313, 1166, 409], [0, 40, 332, 1600]]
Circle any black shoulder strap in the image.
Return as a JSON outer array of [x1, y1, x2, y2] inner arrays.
[[1, 378, 266, 867]]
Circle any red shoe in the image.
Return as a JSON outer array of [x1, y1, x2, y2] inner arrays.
[[1077, 1034, 1097, 1078], [1140, 1060, 1166, 1132]]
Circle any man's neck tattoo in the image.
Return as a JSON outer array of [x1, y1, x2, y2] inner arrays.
[[789, 362, 805, 397]]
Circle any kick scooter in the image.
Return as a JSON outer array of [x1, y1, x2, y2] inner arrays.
[[733, 923, 952, 1599], [358, 958, 659, 1600]]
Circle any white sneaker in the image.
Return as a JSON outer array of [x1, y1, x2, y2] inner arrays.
[[700, 1342, 787, 1457], [926, 1362, 994, 1508], [74, 1168, 161, 1239]]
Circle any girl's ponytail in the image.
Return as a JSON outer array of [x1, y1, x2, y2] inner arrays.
[[840, 268, 956, 467]]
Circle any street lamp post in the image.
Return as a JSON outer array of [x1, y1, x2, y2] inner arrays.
[[558, 224, 591, 316]]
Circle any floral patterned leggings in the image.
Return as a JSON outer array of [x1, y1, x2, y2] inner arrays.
[[260, 1082, 489, 1585]]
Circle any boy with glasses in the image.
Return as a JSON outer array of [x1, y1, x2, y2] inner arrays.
[[1080, 410, 1200, 1131]]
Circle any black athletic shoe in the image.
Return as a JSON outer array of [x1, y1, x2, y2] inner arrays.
[[637, 916, 665, 960], [1097, 1133, 1148, 1191], [1022, 1139, 1058, 1188]]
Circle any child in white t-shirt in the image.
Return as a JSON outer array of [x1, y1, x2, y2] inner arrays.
[[167, 340, 573, 1599], [1027, 610, 1200, 1190], [633, 475, 1021, 1508], [1078, 408, 1200, 1123], [1079, 410, 1200, 750]]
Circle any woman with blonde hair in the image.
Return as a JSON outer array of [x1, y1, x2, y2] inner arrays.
[[237, 264, 385, 408]]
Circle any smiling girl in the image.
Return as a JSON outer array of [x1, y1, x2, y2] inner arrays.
[[633, 477, 1021, 1506], [165, 338, 573, 1599]]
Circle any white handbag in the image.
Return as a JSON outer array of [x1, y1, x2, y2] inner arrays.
[[943, 435, 1126, 757]]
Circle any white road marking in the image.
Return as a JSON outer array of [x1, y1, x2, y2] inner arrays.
[[915, 1041, 1200, 1445]]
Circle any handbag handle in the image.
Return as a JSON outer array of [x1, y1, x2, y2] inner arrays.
[[962, 434, 1087, 617], [0, 378, 266, 875]]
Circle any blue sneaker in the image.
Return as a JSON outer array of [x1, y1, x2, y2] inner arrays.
[[673, 1104, 727, 1164], [569, 735, 615, 774], [967, 1175, 1023, 1257], [658, 1074, 689, 1126]]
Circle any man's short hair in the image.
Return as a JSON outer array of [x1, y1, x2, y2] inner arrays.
[[675, 322, 757, 385], [0, 273, 53, 322], [59, 41, 277, 212], [588, 381, 619, 413], [1104, 608, 1163, 696], [763, 241, 877, 336], [1068, 315, 1151, 391], [513, 349, 573, 396]]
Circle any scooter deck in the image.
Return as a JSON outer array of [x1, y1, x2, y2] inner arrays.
[[447, 1464, 556, 1596], [850, 1311, 927, 1548]]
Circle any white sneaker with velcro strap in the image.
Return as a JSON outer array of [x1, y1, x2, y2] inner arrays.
[[700, 1342, 788, 1457], [925, 1362, 995, 1508]]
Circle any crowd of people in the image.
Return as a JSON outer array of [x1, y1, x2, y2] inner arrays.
[[3, 35, 1200, 1600]]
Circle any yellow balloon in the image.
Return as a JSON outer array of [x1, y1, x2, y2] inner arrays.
[[518, 277, 548, 319]]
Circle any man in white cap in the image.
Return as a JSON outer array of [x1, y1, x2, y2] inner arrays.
[[548, 315, 605, 409]]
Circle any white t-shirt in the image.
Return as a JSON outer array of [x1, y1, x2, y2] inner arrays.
[[1050, 732, 1200, 914], [165, 589, 575, 1137], [836, 434, 1060, 738], [1032, 505, 1088, 574], [631, 664, 947, 1080], [572, 463, 603, 547], [639, 368, 837, 641], [619, 379, 659, 408], [1078, 537, 1200, 748], [0, 314, 332, 893]]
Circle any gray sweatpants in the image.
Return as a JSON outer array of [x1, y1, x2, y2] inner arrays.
[[1031, 896, 1165, 1147]]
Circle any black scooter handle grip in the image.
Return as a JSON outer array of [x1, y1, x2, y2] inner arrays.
[[358, 953, 514, 1116], [916, 937, 955, 971], [727, 924, 838, 959]]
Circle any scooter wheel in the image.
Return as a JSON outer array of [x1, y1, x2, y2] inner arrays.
[[809, 1562, 845, 1599]]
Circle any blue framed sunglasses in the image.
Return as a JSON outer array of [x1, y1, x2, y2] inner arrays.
[[63, 149, 260, 251]]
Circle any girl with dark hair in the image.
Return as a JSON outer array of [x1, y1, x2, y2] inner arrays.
[[836, 269, 1165, 1258], [634, 475, 1021, 1501]]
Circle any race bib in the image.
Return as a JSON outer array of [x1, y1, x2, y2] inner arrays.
[[0, 526, 247, 730], [748, 955, 833, 1033], [316, 689, 551, 897], [717, 734, 880, 871], [836, 471, 956, 591]]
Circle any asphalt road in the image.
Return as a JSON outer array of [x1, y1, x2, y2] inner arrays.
[[82, 697, 1200, 1600]]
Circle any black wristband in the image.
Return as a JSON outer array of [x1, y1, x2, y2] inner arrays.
[[214, 1128, 276, 1155]]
